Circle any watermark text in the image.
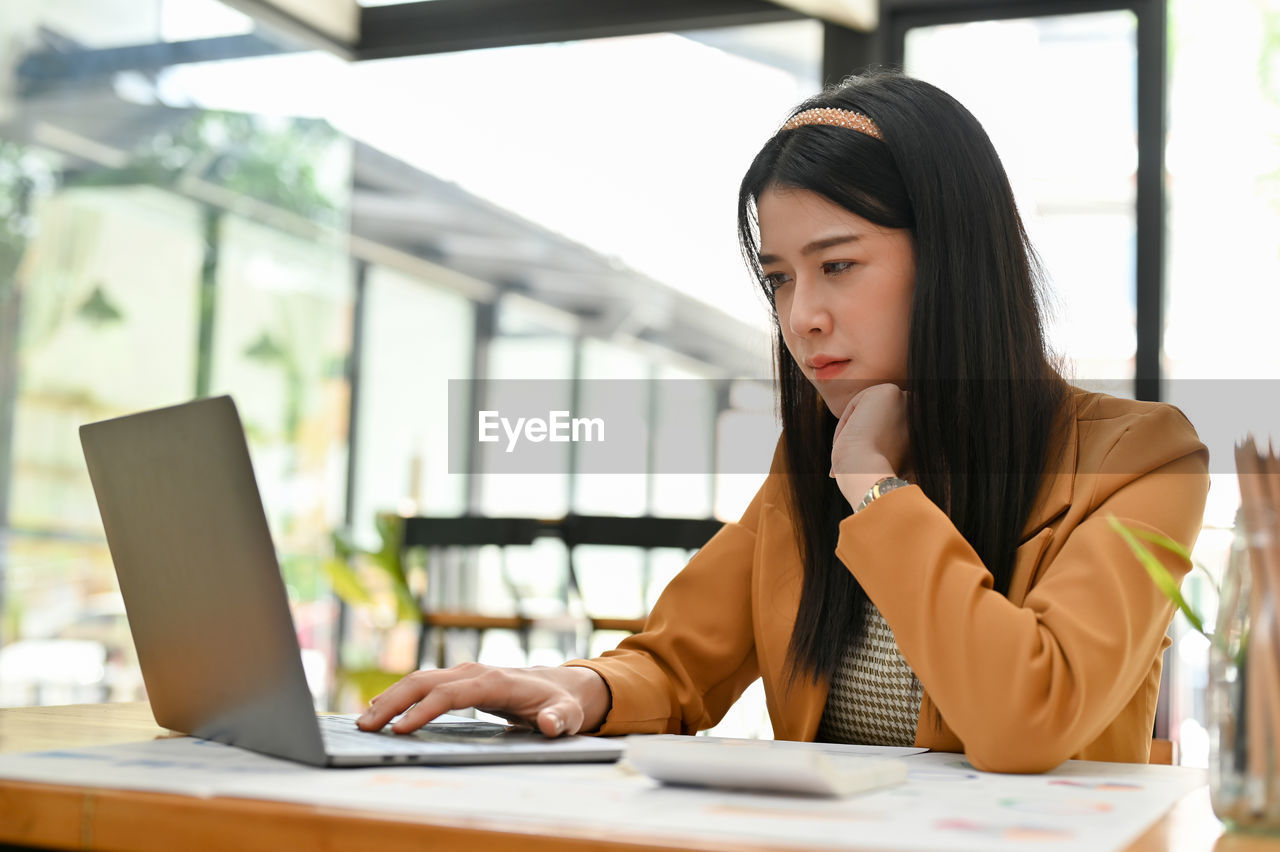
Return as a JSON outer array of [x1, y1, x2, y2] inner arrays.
[[478, 410, 605, 453]]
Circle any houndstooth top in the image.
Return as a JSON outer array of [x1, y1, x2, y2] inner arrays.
[[816, 596, 923, 747]]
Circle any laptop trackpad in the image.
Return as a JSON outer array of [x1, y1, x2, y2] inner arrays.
[[397, 711, 523, 740], [319, 712, 525, 746]]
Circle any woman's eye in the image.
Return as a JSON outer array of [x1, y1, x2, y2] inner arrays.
[[823, 261, 855, 275], [763, 272, 791, 291]]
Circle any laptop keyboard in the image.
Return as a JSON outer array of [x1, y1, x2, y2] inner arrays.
[[317, 713, 517, 754]]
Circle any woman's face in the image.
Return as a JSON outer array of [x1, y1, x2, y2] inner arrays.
[[756, 185, 915, 417]]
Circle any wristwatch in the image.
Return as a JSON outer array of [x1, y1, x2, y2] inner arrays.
[[853, 475, 910, 514]]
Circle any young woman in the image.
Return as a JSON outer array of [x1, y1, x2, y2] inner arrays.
[[358, 71, 1209, 773]]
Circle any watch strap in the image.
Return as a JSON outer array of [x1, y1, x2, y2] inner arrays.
[[853, 476, 910, 514]]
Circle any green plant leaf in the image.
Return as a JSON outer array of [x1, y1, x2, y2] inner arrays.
[[366, 513, 419, 623], [336, 667, 409, 706], [1117, 521, 1221, 596], [390, 578, 422, 624], [321, 557, 374, 609], [331, 528, 356, 561], [1122, 525, 1193, 561], [1108, 515, 1207, 636], [325, 517, 420, 625], [372, 513, 408, 582]]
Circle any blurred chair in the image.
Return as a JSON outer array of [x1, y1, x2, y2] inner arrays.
[[1149, 737, 1175, 765], [558, 515, 724, 640], [401, 516, 542, 669], [401, 514, 723, 667]]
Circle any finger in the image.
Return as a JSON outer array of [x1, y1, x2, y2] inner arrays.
[[356, 679, 429, 731], [535, 697, 586, 737], [833, 387, 873, 444], [357, 666, 479, 730], [835, 388, 865, 427], [389, 670, 514, 734], [535, 707, 563, 736]]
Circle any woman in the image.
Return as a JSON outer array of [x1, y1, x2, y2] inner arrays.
[[358, 72, 1209, 773]]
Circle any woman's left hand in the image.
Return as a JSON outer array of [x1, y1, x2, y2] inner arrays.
[[830, 383, 910, 505]]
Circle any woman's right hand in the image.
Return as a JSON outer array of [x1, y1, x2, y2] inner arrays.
[[354, 662, 612, 737]]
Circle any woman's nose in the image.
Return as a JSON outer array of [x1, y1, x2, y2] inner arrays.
[[787, 276, 831, 336]]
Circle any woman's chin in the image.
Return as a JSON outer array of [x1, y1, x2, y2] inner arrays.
[[815, 379, 875, 416], [820, 395, 847, 418], [816, 378, 910, 417]]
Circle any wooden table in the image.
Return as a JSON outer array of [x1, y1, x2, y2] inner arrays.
[[0, 703, 1276, 852]]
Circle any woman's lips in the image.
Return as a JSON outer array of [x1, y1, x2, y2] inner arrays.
[[813, 360, 851, 380]]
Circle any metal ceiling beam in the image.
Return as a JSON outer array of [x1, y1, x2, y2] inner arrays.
[[355, 0, 807, 61], [882, 0, 1141, 29], [219, 0, 359, 54], [765, 0, 876, 29], [15, 0, 818, 91], [14, 33, 295, 95]]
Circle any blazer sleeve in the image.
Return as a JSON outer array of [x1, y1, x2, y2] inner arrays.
[[562, 463, 779, 736], [835, 403, 1209, 773]]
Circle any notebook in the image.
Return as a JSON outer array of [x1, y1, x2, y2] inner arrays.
[[79, 395, 623, 768]]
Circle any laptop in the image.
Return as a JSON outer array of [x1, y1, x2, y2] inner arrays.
[[79, 395, 623, 768]]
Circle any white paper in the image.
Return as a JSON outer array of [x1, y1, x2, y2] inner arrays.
[[0, 738, 1207, 852]]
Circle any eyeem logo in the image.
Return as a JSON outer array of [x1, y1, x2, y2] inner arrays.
[[478, 410, 605, 453]]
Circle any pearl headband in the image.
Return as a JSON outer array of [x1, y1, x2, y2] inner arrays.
[[779, 107, 884, 141]]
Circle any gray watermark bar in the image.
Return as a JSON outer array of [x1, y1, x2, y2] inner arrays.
[[447, 379, 1280, 474]]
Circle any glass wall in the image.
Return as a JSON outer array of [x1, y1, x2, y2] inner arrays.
[[1161, 0, 1280, 768], [16, 0, 1266, 749], [0, 0, 803, 728], [1, 184, 205, 705], [906, 11, 1140, 387], [352, 263, 474, 531], [0, 1, 355, 705], [20, 0, 1272, 752]]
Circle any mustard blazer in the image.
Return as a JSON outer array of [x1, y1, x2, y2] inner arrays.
[[569, 390, 1210, 773]]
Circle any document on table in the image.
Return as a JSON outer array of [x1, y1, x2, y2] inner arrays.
[[0, 737, 1206, 852]]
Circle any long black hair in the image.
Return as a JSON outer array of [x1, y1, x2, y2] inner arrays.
[[737, 71, 1069, 686]]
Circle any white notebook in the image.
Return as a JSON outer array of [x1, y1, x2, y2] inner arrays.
[[625, 734, 913, 797]]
